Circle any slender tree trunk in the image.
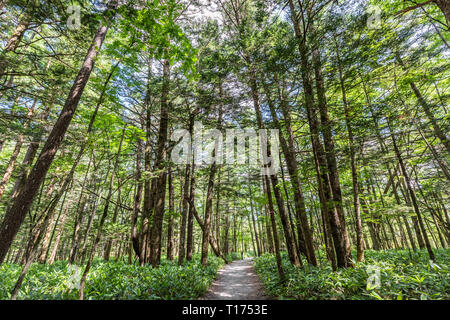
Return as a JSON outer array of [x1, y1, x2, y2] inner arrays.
[[68, 153, 94, 263], [186, 164, 196, 261], [201, 161, 217, 265], [263, 177, 285, 281], [223, 214, 230, 255], [131, 138, 143, 262], [336, 49, 364, 262], [246, 55, 300, 266], [248, 179, 261, 256], [0, 100, 34, 199], [286, 0, 351, 268], [104, 184, 122, 261], [37, 188, 71, 263], [79, 188, 101, 265], [263, 79, 316, 265], [200, 102, 222, 266], [214, 169, 221, 255], [395, 53, 449, 152], [0, 16, 30, 77], [177, 159, 191, 264], [149, 60, 170, 267], [79, 125, 125, 300], [140, 59, 154, 264], [11, 105, 51, 200], [166, 166, 175, 261], [388, 118, 435, 261], [177, 114, 194, 264], [313, 47, 353, 266], [48, 205, 69, 264]]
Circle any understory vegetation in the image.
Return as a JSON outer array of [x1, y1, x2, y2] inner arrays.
[[0, 255, 224, 300], [0, 0, 449, 301], [255, 249, 449, 300]]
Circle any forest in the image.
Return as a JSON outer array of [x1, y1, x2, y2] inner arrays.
[[0, 0, 448, 301]]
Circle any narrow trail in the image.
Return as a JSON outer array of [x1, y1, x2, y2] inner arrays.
[[201, 258, 269, 300]]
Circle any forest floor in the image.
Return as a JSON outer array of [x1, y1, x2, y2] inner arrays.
[[201, 258, 269, 300]]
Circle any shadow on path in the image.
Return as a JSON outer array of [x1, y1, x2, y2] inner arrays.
[[201, 258, 269, 300]]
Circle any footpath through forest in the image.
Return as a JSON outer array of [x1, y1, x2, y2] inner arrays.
[[202, 258, 269, 300]]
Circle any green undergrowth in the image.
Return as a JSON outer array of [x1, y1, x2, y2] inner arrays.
[[0, 254, 225, 300], [254, 249, 449, 300]]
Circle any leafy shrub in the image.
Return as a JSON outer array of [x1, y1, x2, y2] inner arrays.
[[254, 249, 449, 300]]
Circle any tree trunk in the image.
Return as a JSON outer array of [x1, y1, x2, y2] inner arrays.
[[166, 166, 175, 261], [388, 118, 435, 261], [245, 53, 300, 266], [79, 125, 125, 300], [263, 79, 317, 265], [201, 160, 217, 265], [248, 179, 261, 256], [189, 197, 228, 264], [11, 105, 51, 200], [149, 59, 170, 267], [104, 184, 122, 261], [436, 0, 450, 25], [177, 155, 191, 264], [313, 47, 353, 266], [48, 205, 69, 264], [286, 0, 351, 268], [131, 138, 144, 263], [0, 98, 34, 199], [186, 163, 196, 261], [395, 53, 449, 153], [262, 177, 285, 281], [336, 49, 364, 262]]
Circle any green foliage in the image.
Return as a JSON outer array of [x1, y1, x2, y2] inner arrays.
[[226, 251, 255, 261], [0, 255, 224, 300], [255, 249, 449, 300]]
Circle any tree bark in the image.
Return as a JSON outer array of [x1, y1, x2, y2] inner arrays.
[[189, 197, 228, 264], [336, 48, 364, 262], [149, 59, 170, 267], [48, 205, 69, 265], [186, 164, 196, 261], [263, 79, 317, 265], [131, 138, 144, 263], [0, 99, 34, 199], [166, 166, 175, 261], [79, 125, 125, 300], [177, 125, 192, 264]]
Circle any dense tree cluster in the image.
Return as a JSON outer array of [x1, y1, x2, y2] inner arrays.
[[0, 0, 448, 299]]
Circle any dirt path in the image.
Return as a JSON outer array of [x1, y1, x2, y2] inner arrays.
[[201, 258, 269, 300]]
